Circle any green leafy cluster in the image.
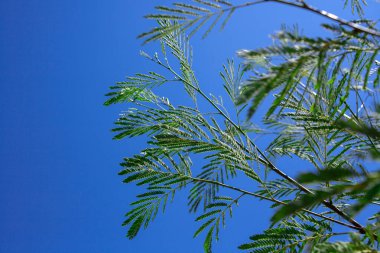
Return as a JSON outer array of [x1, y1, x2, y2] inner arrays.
[[239, 215, 332, 253], [106, 0, 380, 252]]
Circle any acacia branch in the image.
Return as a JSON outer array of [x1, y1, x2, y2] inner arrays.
[[230, 0, 380, 37], [152, 43, 366, 234], [191, 79, 366, 233], [278, 0, 380, 37]]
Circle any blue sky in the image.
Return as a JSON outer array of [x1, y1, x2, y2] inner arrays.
[[1, 1, 379, 253]]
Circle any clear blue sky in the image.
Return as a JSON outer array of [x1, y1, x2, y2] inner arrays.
[[1, 1, 379, 253]]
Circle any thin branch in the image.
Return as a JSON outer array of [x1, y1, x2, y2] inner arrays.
[[272, 232, 350, 253], [228, 0, 380, 37], [286, 0, 380, 37], [189, 176, 360, 230]]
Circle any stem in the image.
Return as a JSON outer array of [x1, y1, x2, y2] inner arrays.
[[229, 0, 380, 37], [189, 176, 359, 230], [273, 232, 349, 252], [285, 0, 380, 37]]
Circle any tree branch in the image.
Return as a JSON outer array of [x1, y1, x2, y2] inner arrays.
[[153, 42, 367, 234], [230, 0, 380, 37], [189, 176, 361, 231]]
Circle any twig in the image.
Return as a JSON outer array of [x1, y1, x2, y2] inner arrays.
[[229, 0, 380, 37], [189, 176, 360, 230]]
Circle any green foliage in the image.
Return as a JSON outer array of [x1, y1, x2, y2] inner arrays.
[[312, 233, 379, 253], [344, 0, 367, 17], [194, 195, 242, 252], [239, 216, 332, 253], [140, 0, 235, 43], [272, 170, 380, 224], [107, 0, 380, 252], [104, 72, 167, 106], [237, 27, 380, 119], [272, 170, 380, 222]]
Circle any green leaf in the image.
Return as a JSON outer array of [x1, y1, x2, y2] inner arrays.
[[127, 216, 144, 239], [204, 227, 214, 253], [194, 218, 216, 238], [297, 168, 356, 184]]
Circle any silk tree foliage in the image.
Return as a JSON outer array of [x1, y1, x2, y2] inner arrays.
[[105, 0, 380, 252]]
